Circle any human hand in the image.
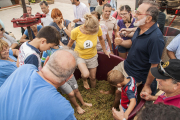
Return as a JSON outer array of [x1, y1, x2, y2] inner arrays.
[[114, 37, 123, 47], [110, 51, 114, 55], [119, 28, 133, 37], [112, 105, 125, 120], [140, 91, 151, 101], [60, 19, 65, 28], [105, 51, 110, 58], [73, 19, 79, 23], [141, 85, 152, 95]]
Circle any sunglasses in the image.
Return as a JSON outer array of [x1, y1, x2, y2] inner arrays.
[[158, 61, 176, 80], [0, 28, 4, 31]]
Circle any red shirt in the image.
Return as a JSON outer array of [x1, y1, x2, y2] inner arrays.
[[121, 77, 137, 109], [154, 93, 180, 108]]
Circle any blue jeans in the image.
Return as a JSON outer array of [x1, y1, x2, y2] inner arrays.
[[74, 23, 81, 28], [90, 7, 96, 12], [120, 100, 127, 112]]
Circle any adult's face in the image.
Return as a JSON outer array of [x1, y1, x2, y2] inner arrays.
[[0, 46, 9, 59], [27, 7, 32, 16], [156, 78, 177, 94], [53, 16, 62, 24], [133, 3, 150, 27], [120, 10, 131, 22], [40, 3, 49, 14], [102, 6, 111, 19]]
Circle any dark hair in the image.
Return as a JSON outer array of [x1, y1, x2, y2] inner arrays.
[[99, 0, 106, 5], [146, 6, 159, 22], [36, 26, 60, 45], [137, 103, 180, 120], [119, 5, 132, 23], [103, 3, 111, 10], [40, 1, 48, 6], [91, 11, 101, 20]]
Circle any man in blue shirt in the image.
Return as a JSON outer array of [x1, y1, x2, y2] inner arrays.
[[166, 34, 180, 60], [0, 49, 77, 120], [102, 1, 165, 108]]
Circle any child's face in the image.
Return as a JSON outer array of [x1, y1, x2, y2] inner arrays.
[[39, 41, 56, 52]]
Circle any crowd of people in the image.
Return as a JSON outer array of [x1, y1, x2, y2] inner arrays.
[[0, 0, 180, 120]]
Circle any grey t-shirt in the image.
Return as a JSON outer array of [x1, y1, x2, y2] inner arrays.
[[88, 0, 98, 7]]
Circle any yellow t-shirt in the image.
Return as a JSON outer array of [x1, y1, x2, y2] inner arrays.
[[71, 26, 103, 59]]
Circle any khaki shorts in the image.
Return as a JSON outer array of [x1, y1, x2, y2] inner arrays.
[[113, 61, 128, 78], [77, 54, 98, 69]]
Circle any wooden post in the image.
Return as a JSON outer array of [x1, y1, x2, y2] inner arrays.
[[21, 0, 33, 41]]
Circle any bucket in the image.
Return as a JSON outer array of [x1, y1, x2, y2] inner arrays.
[[74, 52, 145, 120]]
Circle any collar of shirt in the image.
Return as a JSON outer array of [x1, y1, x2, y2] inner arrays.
[[26, 42, 41, 54], [100, 15, 113, 21], [159, 92, 180, 101], [122, 76, 134, 91], [136, 22, 158, 36]]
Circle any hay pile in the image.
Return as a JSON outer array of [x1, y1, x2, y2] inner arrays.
[[59, 79, 115, 120]]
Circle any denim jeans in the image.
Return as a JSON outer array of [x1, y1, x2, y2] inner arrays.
[[90, 7, 96, 12]]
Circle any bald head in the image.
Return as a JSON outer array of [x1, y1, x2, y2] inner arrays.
[[46, 48, 77, 83]]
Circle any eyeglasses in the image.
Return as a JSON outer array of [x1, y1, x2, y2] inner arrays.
[[119, 13, 128, 16], [0, 28, 4, 31], [134, 10, 150, 16], [158, 61, 177, 80]]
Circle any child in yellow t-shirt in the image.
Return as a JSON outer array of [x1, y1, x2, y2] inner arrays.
[[68, 13, 110, 89]]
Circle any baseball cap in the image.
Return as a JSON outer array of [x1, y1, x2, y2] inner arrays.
[[151, 59, 180, 81]]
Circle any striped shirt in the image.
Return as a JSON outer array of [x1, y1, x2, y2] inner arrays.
[[73, 2, 89, 24]]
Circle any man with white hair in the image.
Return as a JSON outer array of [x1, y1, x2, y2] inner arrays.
[[103, 1, 165, 108], [0, 48, 77, 120]]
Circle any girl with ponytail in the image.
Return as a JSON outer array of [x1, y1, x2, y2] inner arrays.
[[68, 13, 110, 89]]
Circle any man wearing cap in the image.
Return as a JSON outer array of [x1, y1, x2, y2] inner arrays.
[[141, 59, 180, 108]]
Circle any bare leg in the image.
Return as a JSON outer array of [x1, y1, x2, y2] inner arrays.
[[113, 89, 121, 108], [78, 63, 90, 89], [100, 85, 116, 94], [89, 67, 97, 88], [118, 52, 127, 59], [74, 89, 92, 107], [68, 91, 85, 114]]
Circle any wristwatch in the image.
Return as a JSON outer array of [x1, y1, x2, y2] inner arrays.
[[63, 27, 66, 30]]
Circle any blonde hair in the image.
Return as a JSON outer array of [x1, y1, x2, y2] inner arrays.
[[107, 70, 124, 85], [82, 13, 99, 35], [0, 39, 9, 58]]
